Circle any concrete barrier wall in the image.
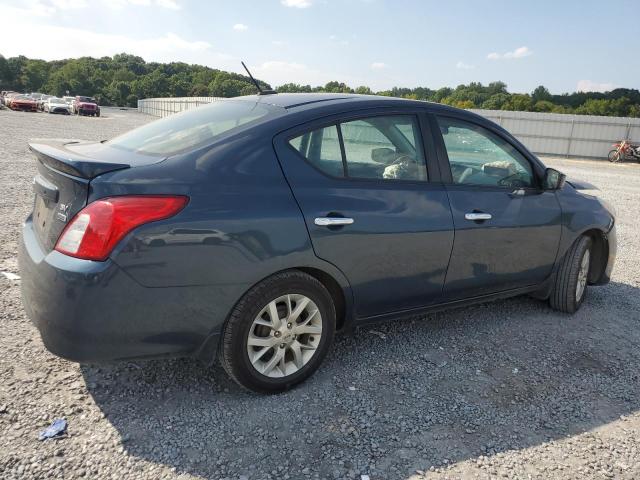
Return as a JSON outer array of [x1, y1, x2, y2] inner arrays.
[[137, 97, 640, 159]]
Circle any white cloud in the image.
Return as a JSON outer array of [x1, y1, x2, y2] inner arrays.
[[156, 0, 180, 9], [577, 80, 619, 93], [251, 60, 361, 88], [101, 0, 180, 9], [370, 62, 388, 69], [272, 40, 286, 46], [233, 23, 249, 31], [281, 0, 313, 7], [456, 61, 474, 70], [487, 46, 532, 60], [4, 0, 56, 16], [51, 0, 87, 9], [0, 21, 222, 65]]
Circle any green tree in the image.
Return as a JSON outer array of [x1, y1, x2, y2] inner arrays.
[[2, 54, 638, 116], [503, 94, 534, 111], [481, 93, 510, 110], [531, 85, 552, 103], [533, 100, 555, 112]]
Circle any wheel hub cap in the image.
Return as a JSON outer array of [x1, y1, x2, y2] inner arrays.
[[246, 294, 322, 378]]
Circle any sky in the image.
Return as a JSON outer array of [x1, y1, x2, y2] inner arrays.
[[1, 0, 638, 94]]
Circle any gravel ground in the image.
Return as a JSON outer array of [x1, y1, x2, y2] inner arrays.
[[1, 107, 639, 480]]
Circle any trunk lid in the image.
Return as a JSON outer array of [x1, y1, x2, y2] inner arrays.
[[29, 139, 164, 252]]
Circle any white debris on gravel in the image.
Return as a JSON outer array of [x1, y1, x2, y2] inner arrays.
[[1, 271, 20, 280], [1, 108, 640, 479]]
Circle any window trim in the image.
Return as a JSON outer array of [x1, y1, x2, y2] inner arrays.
[[432, 113, 543, 190], [284, 111, 432, 185]]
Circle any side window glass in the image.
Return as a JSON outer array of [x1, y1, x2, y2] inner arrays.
[[340, 116, 427, 181], [289, 125, 344, 177], [437, 117, 534, 188]]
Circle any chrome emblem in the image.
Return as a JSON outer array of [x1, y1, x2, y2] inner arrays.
[[56, 203, 70, 222]]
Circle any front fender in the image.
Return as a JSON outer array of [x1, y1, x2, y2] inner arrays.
[[555, 185, 616, 284]]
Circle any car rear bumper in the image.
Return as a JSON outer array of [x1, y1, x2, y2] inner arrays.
[[18, 216, 223, 363]]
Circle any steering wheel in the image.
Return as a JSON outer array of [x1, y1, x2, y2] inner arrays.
[[498, 173, 529, 188]]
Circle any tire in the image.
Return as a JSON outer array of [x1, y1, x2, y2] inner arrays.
[[549, 236, 592, 313], [220, 270, 335, 393], [96, 111, 100, 117], [608, 149, 622, 162]]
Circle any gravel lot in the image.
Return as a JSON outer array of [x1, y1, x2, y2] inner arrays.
[[1, 107, 639, 480]]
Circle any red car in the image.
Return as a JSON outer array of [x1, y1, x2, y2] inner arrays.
[[9, 95, 38, 112], [73, 96, 100, 116]]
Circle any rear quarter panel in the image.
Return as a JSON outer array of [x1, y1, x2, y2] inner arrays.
[[90, 127, 352, 329]]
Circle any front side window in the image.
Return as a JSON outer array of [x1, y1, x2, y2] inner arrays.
[[289, 115, 427, 181], [437, 117, 535, 188]]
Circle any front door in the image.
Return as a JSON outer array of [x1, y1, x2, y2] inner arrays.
[[274, 111, 454, 318], [434, 115, 562, 299]]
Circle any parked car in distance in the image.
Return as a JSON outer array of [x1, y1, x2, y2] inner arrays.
[[2, 92, 21, 108], [37, 95, 54, 111], [44, 97, 71, 115], [9, 94, 38, 112], [19, 93, 617, 393], [73, 95, 100, 116], [1, 90, 18, 106]]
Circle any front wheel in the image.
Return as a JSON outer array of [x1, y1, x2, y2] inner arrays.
[[608, 149, 622, 162], [220, 271, 335, 393], [549, 236, 592, 313]]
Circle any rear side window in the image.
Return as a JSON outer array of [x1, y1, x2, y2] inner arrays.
[[108, 100, 276, 156], [289, 125, 344, 177], [289, 115, 427, 181]]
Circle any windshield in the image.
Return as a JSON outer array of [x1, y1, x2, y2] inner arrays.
[[107, 100, 278, 156], [49, 97, 63, 103]]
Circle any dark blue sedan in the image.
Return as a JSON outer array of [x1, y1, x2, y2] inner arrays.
[[19, 93, 617, 392]]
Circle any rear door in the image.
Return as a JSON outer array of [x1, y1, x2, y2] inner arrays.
[[274, 109, 454, 318], [433, 114, 562, 299]]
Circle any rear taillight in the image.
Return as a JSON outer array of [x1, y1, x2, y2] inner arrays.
[[55, 195, 189, 261]]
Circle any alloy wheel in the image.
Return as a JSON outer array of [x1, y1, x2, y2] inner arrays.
[[576, 249, 590, 302], [246, 294, 322, 378]]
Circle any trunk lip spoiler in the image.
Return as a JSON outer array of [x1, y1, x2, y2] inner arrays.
[[29, 140, 131, 179]]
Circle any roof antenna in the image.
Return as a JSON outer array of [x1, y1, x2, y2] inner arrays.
[[241, 61, 277, 95]]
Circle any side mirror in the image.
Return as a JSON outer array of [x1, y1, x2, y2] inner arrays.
[[543, 167, 566, 190]]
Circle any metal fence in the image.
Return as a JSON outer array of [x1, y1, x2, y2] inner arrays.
[[137, 97, 222, 117], [137, 97, 640, 159], [470, 109, 640, 159]]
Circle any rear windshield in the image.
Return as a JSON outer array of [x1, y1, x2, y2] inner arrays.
[[107, 100, 278, 156]]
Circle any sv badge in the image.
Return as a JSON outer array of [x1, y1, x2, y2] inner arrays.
[[56, 203, 70, 222]]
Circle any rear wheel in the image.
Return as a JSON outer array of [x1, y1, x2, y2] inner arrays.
[[220, 271, 335, 393], [549, 236, 592, 313]]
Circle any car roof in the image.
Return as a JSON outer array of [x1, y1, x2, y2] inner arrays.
[[235, 92, 436, 111]]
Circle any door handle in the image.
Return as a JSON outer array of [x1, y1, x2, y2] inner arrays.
[[314, 217, 354, 226], [464, 212, 492, 221]]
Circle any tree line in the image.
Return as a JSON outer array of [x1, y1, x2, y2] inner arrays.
[[1, 53, 638, 117]]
